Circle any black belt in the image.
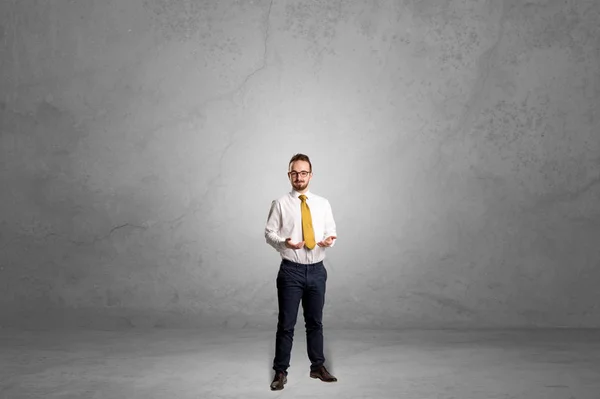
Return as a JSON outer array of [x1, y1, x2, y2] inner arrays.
[[281, 258, 323, 267]]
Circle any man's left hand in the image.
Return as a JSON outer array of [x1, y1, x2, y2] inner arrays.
[[317, 236, 336, 247]]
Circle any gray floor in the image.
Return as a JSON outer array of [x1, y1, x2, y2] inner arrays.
[[1, 328, 598, 398]]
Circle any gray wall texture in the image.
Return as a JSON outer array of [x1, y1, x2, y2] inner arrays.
[[1, 0, 599, 330]]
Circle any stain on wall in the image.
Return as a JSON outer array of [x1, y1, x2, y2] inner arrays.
[[1, 0, 599, 329]]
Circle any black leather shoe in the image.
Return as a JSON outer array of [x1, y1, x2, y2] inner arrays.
[[270, 371, 287, 390], [310, 366, 337, 382]]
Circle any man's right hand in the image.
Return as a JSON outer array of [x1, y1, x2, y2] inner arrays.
[[285, 238, 305, 249]]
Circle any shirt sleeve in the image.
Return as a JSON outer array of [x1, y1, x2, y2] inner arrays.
[[265, 200, 287, 251], [323, 199, 337, 247]]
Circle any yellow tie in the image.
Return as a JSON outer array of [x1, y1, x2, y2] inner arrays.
[[298, 194, 316, 250]]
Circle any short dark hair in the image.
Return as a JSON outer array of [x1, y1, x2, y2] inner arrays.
[[288, 153, 312, 172]]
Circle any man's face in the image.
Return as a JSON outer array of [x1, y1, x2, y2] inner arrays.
[[288, 160, 312, 192]]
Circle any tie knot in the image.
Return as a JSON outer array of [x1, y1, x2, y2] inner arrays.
[[298, 194, 307, 202]]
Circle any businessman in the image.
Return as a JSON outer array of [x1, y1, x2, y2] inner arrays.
[[264, 153, 338, 391]]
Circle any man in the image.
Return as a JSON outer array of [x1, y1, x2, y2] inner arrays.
[[264, 153, 338, 391]]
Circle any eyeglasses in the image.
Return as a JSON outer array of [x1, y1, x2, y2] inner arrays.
[[288, 171, 311, 178]]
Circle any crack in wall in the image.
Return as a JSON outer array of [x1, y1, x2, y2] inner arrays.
[[235, 0, 273, 100], [435, 0, 508, 163], [71, 223, 148, 246], [532, 172, 600, 208], [195, 0, 274, 111], [183, 0, 275, 221]]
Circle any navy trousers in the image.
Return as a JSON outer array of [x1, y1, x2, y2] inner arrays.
[[273, 258, 328, 373]]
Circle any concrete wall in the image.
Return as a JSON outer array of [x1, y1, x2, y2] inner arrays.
[[1, 0, 599, 330]]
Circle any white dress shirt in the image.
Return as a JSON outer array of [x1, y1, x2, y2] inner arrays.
[[265, 189, 337, 264]]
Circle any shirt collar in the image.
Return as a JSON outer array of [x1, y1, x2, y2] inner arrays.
[[291, 189, 311, 199]]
